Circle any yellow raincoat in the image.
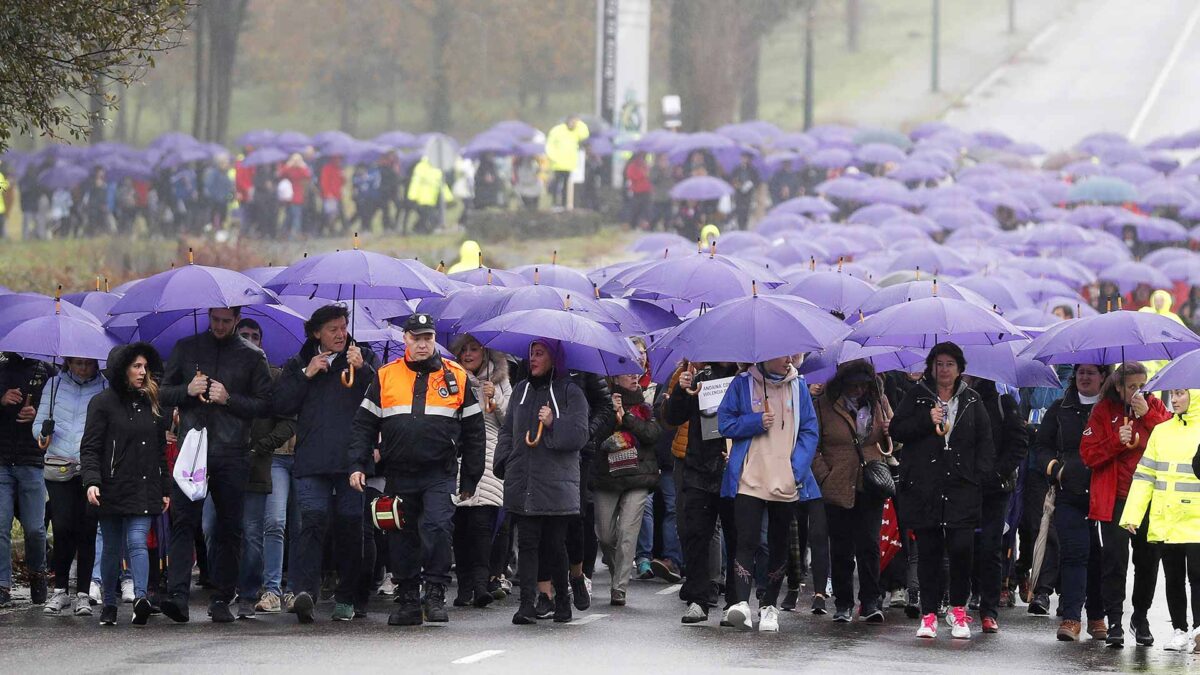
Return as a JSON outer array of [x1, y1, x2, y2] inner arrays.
[[446, 240, 482, 274], [1139, 289, 1184, 380], [1119, 389, 1200, 543], [407, 158, 453, 207], [545, 120, 590, 173]]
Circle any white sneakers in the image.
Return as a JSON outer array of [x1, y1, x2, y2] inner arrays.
[[43, 589, 71, 615], [725, 601, 753, 630], [88, 581, 101, 605], [73, 593, 92, 616], [917, 613, 938, 638], [681, 602, 708, 624], [947, 606, 972, 640], [376, 573, 396, 596], [120, 578, 135, 604], [1163, 628, 1191, 651], [759, 605, 780, 632]]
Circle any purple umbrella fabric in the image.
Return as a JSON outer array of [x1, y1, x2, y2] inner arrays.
[[1158, 258, 1200, 285], [858, 280, 993, 316], [628, 232, 693, 254], [848, 297, 1024, 349], [240, 266, 286, 286], [510, 264, 596, 295], [620, 252, 786, 305], [781, 271, 876, 316], [855, 143, 907, 166], [769, 196, 838, 217], [670, 176, 734, 201], [1144, 349, 1200, 392], [959, 342, 1060, 388], [848, 203, 908, 226], [267, 250, 447, 301], [62, 291, 122, 320], [954, 276, 1034, 312], [597, 298, 681, 335], [0, 313, 119, 361], [799, 342, 924, 385], [415, 285, 506, 335], [807, 148, 853, 170], [885, 246, 973, 276], [243, 147, 289, 168], [470, 309, 642, 376], [0, 294, 103, 329], [455, 285, 618, 333], [115, 304, 308, 366], [1097, 261, 1173, 293], [109, 264, 278, 315], [1021, 311, 1200, 365], [447, 267, 531, 288]]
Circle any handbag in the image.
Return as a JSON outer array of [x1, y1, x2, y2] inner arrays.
[[847, 413, 896, 499], [43, 455, 80, 482], [173, 427, 209, 501]]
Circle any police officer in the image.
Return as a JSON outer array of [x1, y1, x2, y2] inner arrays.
[[349, 313, 485, 626]]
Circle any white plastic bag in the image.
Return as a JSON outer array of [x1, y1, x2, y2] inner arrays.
[[276, 178, 294, 203], [173, 427, 209, 501]]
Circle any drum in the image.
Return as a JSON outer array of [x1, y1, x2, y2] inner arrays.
[[370, 495, 407, 531]]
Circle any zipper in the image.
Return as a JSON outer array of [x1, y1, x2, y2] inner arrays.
[[109, 439, 117, 478]]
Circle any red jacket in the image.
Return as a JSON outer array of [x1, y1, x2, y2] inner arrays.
[[278, 164, 312, 205], [625, 159, 652, 194], [1078, 395, 1171, 521], [235, 161, 255, 203], [319, 160, 344, 201]]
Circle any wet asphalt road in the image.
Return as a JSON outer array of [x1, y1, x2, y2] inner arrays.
[[0, 571, 1194, 674]]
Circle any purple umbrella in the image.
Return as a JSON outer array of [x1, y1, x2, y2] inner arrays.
[[470, 309, 642, 376], [847, 296, 1024, 349], [754, 213, 811, 236], [1098, 261, 1173, 293], [955, 275, 1034, 312], [414, 285, 506, 335], [240, 266, 286, 286], [0, 293, 102, 329], [923, 205, 999, 231], [960, 342, 1061, 388], [1015, 277, 1086, 304], [62, 291, 122, 320], [771, 132, 819, 153], [1105, 214, 1188, 243], [769, 196, 838, 217], [858, 280, 993, 316], [716, 230, 770, 253], [765, 239, 834, 266], [510, 264, 595, 295], [619, 251, 785, 306], [148, 132, 200, 151], [1157, 258, 1200, 286], [1019, 222, 1095, 248], [780, 271, 876, 316], [880, 213, 942, 234], [272, 131, 312, 153], [885, 246, 973, 276], [1139, 183, 1196, 210], [1144, 349, 1200, 391], [888, 160, 947, 183], [1143, 247, 1196, 267], [669, 176, 734, 201], [117, 304, 308, 367], [1062, 243, 1131, 272], [628, 232, 692, 254], [799, 342, 924, 385], [109, 261, 278, 315], [848, 203, 908, 226], [597, 298, 682, 335], [39, 163, 89, 190], [267, 249, 448, 302], [236, 129, 277, 147], [447, 267, 531, 288], [855, 143, 907, 166], [652, 293, 850, 364], [243, 147, 289, 168], [807, 147, 853, 170], [1021, 311, 1200, 365], [0, 312, 119, 362], [373, 131, 419, 149], [455, 285, 618, 333], [488, 120, 538, 141], [816, 176, 866, 203], [1007, 258, 1094, 287], [279, 295, 415, 323], [1008, 308, 1063, 327]]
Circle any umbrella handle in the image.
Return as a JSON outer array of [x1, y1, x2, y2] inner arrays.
[[525, 421, 544, 447], [1122, 417, 1140, 449], [341, 368, 355, 388], [684, 364, 701, 396], [37, 434, 52, 450], [880, 434, 894, 457], [935, 422, 949, 436], [485, 391, 497, 414], [197, 371, 211, 404]]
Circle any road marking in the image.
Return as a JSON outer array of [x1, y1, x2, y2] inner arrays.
[[656, 584, 683, 595], [957, 14, 1064, 107], [452, 650, 505, 665], [1128, 0, 1200, 140], [570, 613, 609, 625]]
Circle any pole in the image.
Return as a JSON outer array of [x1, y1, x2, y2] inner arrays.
[[931, 0, 940, 93], [803, 0, 816, 130], [1008, 0, 1016, 34]]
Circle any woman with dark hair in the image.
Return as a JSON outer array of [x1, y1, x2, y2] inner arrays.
[[890, 342, 994, 640], [80, 343, 170, 626], [1033, 364, 1109, 642], [1080, 361, 1171, 647], [812, 359, 892, 623]]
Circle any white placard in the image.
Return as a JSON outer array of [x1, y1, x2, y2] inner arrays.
[[697, 376, 734, 411]]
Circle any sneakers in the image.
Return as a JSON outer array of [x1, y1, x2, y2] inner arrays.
[[512, 600, 538, 625], [293, 591, 316, 624], [43, 589, 71, 615], [88, 581, 102, 605], [967, 594, 980, 611], [160, 596, 190, 623], [209, 600, 235, 623], [487, 578, 506, 601], [255, 592, 282, 614], [1106, 621, 1126, 648], [725, 601, 753, 630], [861, 605, 885, 623], [947, 606, 972, 639], [99, 605, 118, 626], [759, 605, 780, 632], [283, 592, 296, 613], [120, 578, 135, 604], [1163, 628, 1191, 651], [424, 584, 449, 622], [890, 588, 909, 609], [982, 616, 999, 633], [651, 559, 682, 583], [832, 607, 853, 623], [682, 602, 709, 624], [570, 575, 591, 611], [1057, 619, 1081, 641], [1027, 592, 1050, 616], [552, 591, 572, 623], [916, 612, 938, 638], [534, 593, 554, 620], [376, 573, 396, 596], [499, 577, 513, 596], [332, 603, 355, 622], [781, 588, 799, 612], [74, 593, 93, 616], [811, 594, 828, 615], [635, 559, 654, 580], [610, 589, 626, 607], [905, 589, 921, 619], [473, 583, 494, 608], [453, 589, 474, 607], [1086, 619, 1107, 640], [132, 598, 151, 625], [1000, 588, 1015, 608], [1132, 614, 1154, 646], [236, 597, 256, 619]]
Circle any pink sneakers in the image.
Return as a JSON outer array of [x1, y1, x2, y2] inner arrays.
[[916, 612, 938, 638]]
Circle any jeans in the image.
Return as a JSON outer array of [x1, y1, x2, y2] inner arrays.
[[1097, 498, 1160, 622], [915, 526, 974, 615], [46, 477, 97, 594], [385, 472, 456, 590], [92, 528, 131, 585], [293, 473, 364, 605], [826, 494, 884, 612], [168, 454, 248, 603], [99, 516, 151, 607], [732, 494, 793, 608], [1160, 543, 1200, 631], [637, 468, 681, 566], [594, 488, 650, 594], [974, 491, 1010, 620], [0, 465, 47, 587], [453, 505, 499, 597], [239, 492, 267, 598], [262, 455, 296, 595], [1054, 498, 1104, 623], [797, 498, 830, 597], [286, 203, 304, 236]]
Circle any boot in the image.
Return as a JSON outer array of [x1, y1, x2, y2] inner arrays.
[[472, 582, 494, 608], [553, 591, 573, 623], [424, 584, 449, 623], [30, 573, 48, 605], [512, 588, 538, 625], [388, 586, 423, 626]]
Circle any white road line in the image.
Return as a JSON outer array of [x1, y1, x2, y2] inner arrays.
[[451, 650, 505, 665], [1128, 0, 1200, 140], [570, 613, 609, 626], [656, 584, 683, 595]]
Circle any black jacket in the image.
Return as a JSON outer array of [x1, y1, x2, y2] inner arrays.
[[274, 338, 378, 478], [977, 383, 1031, 493], [247, 367, 295, 494], [664, 364, 739, 494], [592, 385, 661, 494], [889, 379, 996, 530], [0, 354, 55, 467], [160, 331, 273, 456], [494, 374, 590, 516], [79, 345, 170, 517], [1032, 386, 1096, 511]]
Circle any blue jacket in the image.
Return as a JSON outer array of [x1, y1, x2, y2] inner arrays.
[[33, 372, 108, 463], [717, 368, 821, 501]]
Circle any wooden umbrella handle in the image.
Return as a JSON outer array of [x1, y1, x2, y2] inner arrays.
[[485, 391, 497, 414], [197, 371, 211, 404], [525, 421, 544, 447], [341, 367, 355, 388], [684, 364, 701, 396], [935, 422, 948, 436], [1122, 417, 1140, 449], [37, 434, 52, 450]]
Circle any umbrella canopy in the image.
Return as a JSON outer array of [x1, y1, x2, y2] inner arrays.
[[596, 298, 681, 335], [447, 267, 531, 288], [109, 262, 278, 315], [885, 246, 973, 276], [847, 297, 1024, 349], [1097, 261, 1173, 294], [61, 291, 122, 319], [1020, 311, 1200, 365], [510, 264, 596, 295], [112, 304, 309, 367], [0, 293, 103, 329], [1067, 177, 1138, 204], [628, 233, 693, 255], [470, 309, 642, 376], [1144, 349, 1200, 392], [798, 342, 924, 386], [780, 271, 876, 317], [960, 342, 1059, 388], [267, 249, 448, 302], [454, 285, 618, 333], [954, 276, 1034, 312], [769, 196, 838, 217], [620, 250, 787, 305], [857, 280, 994, 316], [669, 176, 734, 201], [0, 313, 119, 362], [242, 147, 289, 168]]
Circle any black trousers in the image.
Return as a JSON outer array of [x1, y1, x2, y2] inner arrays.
[[489, 512, 513, 579], [168, 454, 248, 603], [973, 491, 1010, 619], [915, 526, 974, 615], [453, 505, 499, 596], [1161, 543, 1200, 631], [45, 478, 97, 595], [1097, 498, 1159, 622], [826, 494, 884, 612], [551, 171, 571, 207], [732, 494, 793, 608], [516, 515, 570, 606], [797, 498, 830, 596], [678, 486, 736, 609]]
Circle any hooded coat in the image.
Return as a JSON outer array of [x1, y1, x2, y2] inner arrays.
[[494, 340, 590, 516], [1118, 389, 1200, 542], [812, 392, 887, 510], [79, 343, 170, 517], [1080, 393, 1171, 521], [592, 383, 661, 494], [453, 340, 511, 509]]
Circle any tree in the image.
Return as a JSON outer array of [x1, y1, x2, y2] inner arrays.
[[190, 0, 249, 143], [0, 0, 189, 152]]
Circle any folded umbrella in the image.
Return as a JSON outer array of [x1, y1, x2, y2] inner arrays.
[[470, 309, 642, 376]]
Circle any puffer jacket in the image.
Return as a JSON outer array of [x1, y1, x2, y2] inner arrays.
[[32, 370, 108, 464], [1118, 389, 1200, 543], [592, 384, 661, 493], [0, 354, 55, 467], [456, 349, 511, 508], [1033, 386, 1097, 512], [812, 394, 887, 510]]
